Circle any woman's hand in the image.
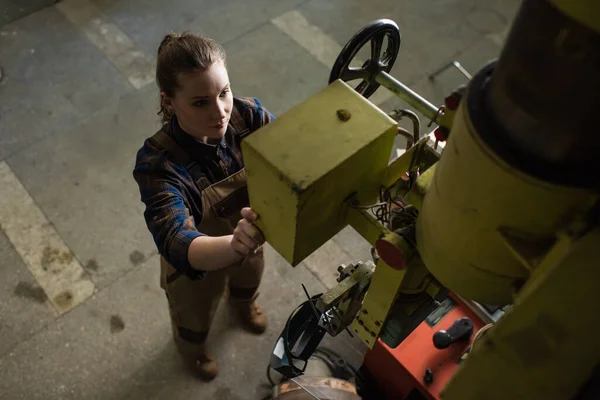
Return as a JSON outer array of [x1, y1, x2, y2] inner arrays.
[[230, 207, 265, 256]]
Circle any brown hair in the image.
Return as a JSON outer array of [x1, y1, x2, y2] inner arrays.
[[156, 32, 227, 123]]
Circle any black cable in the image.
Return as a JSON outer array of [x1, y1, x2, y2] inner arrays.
[[384, 187, 405, 210], [266, 364, 277, 387], [314, 348, 358, 374]]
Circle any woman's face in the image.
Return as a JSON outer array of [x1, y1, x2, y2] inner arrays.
[[162, 60, 233, 142]]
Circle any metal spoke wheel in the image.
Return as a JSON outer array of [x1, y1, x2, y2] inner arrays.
[[329, 19, 401, 99]]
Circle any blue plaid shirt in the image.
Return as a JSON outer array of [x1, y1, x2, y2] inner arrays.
[[133, 97, 275, 278]]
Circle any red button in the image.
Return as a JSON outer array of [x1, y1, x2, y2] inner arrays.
[[434, 127, 448, 142], [375, 238, 406, 270], [444, 94, 460, 111]]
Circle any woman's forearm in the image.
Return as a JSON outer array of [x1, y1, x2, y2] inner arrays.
[[187, 235, 242, 271]]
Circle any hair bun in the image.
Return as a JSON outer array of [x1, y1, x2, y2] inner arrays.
[[158, 32, 181, 55]]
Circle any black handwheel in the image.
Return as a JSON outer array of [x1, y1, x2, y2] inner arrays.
[[329, 19, 401, 99]]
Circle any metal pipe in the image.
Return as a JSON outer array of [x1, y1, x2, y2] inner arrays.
[[389, 109, 420, 148], [397, 109, 421, 142], [375, 71, 441, 125], [429, 60, 472, 81], [396, 126, 414, 149], [455, 295, 495, 325], [452, 61, 473, 80]]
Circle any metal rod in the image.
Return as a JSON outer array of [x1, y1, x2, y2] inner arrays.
[[429, 60, 472, 81], [375, 71, 441, 124], [455, 295, 495, 325], [291, 378, 322, 400], [301, 284, 321, 321], [452, 61, 473, 80]]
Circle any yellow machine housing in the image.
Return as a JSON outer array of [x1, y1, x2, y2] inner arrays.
[[242, 80, 397, 266], [416, 90, 598, 305]]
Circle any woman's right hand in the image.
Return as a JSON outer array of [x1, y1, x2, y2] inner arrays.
[[230, 207, 265, 256]]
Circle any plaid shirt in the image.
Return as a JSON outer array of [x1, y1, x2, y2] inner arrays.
[[133, 97, 275, 279]]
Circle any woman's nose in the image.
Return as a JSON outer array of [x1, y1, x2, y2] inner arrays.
[[214, 103, 226, 120]]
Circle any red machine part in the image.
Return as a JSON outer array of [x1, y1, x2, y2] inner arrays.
[[363, 294, 486, 400]]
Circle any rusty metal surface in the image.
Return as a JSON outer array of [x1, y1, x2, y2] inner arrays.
[[274, 376, 361, 400]]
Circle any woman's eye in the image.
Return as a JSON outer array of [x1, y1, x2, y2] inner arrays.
[[193, 100, 208, 107], [220, 89, 230, 97]]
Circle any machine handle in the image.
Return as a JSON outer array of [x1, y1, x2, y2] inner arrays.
[[433, 317, 474, 349]]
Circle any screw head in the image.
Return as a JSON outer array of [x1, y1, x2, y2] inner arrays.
[[424, 368, 434, 384]]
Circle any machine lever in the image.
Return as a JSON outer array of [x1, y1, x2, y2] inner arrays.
[[433, 317, 474, 349]]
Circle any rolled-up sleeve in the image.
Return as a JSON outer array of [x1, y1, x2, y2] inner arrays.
[[133, 160, 206, 279]]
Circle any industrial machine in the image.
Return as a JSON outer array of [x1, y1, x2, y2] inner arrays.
[[241, 0, 600, 398]]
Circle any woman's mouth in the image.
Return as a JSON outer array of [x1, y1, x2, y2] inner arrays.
[[213, 121, 227, 129]]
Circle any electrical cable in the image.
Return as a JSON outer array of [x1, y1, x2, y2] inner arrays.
[[460, 323, 494, 362], [267, 364, 277, 387], [471, 323, 494, 349]]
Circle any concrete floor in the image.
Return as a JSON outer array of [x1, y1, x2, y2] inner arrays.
[[0, 0, 520, 398]]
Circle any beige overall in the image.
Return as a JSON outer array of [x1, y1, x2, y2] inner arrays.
[[151, 129, 264, 361]]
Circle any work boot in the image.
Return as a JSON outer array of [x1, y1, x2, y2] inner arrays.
[[230, 293, 268, 334], [195, 350, 218, 381], [172, 327, 218, 381]]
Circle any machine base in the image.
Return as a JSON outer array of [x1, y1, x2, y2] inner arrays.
[[363, 294, 485, 400]]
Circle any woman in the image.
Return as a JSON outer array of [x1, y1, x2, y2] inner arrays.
[[133, 32, 275, 381]]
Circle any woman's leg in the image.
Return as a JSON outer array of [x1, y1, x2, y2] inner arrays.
[[227, 247, 267, 333], [160, 257, 226, 380]]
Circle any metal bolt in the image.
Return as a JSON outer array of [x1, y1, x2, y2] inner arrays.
[[357, 318, 364, 326], [375, 321, 381, 327], [362, 309, 368, 315], [337, 109, 352, 122], [370, 331, 376, 337], [424, 368, 434, 384]]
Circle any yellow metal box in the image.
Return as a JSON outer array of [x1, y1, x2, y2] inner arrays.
[[241, 80, 397, 266]]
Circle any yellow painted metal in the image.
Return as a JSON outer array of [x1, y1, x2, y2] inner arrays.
[[345, 205, 389, 246], [381, 137, 429, 189], [404, 163, 436, 210], [396, 259, 442, 316], [548, 0, 600, 33], [439, 107, 457, 133], [242, 80, 397, 266], [442, 225, 600, 400], [352, 258, 406, 348], [316, 261, 374, 313], [497, 227, 555, 272], [316, 261, 375, 336], [416, 87, 599, 305]]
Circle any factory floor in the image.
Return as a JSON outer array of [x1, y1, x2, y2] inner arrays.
[[0, 0, 518, 398]]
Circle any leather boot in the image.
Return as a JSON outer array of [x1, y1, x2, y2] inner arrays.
[[230, 293, 268, 334], [195, 349, 218, 381], [172, 326, 218, 381]]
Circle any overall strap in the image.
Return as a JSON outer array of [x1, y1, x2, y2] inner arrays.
[[151, 130, 211, 191]]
